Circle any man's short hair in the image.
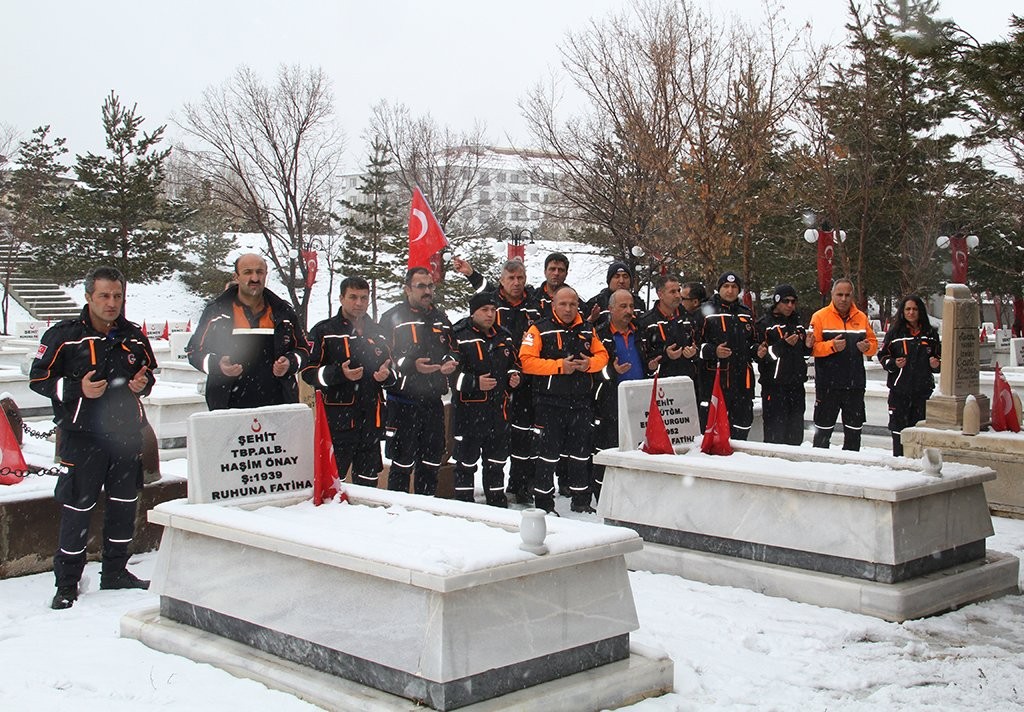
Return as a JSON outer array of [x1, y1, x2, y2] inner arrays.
[[682, 281, 707, 301], [654, 274, 682, 292], [233, 253, 266, 272], [544, 252, 569, 270], [339, 276, 370, 297], [500, 259, 526, 275], [405, 267, 431, 286], [832, 277, 854, 291], [85, 266, 125, 294]]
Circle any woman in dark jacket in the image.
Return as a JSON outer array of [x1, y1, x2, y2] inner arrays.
[[878, 295, 941, 455]]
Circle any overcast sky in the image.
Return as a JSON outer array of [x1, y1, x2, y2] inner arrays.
[[2, 0, 1017, 172]]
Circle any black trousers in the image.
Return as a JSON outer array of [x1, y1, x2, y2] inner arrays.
[[812, 387, 866, 451], [326, 398, 383, 487], [451, 401, 509, 505], [505, 386, 535, 497], [53, 429, 143, 588], [721, 388, 754, 441], [762, 385, 806, 446], [384, 398, 444, 495], [589, 407, 618, 502], [888, 390, 929, 456], [532, 403, 593, 508]]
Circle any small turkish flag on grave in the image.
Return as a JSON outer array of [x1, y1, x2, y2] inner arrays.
[[186, 319, 192, 332], [992, 364, 1021, 432], [0, 412, 27, 485], [640, 371, 674, 455], [160, 321, 170, 340], [312, 392, 346, 504], [700, 368, 733, 455]]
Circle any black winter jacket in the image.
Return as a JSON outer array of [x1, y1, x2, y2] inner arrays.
[[30, 307, 155, 433]]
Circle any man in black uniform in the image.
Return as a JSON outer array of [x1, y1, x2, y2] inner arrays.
[[520, 286, 609, 514], [186, 253, 309, 410], [449, 292, 521, 506], [379, 267, 459, 496], [452, 257, 540, 504], [30, 266, 157, 609], [585, 261, 643, 327], [303, 276, 394, 486], [756, 285, 811, 445], [698, 271, 762, 440]]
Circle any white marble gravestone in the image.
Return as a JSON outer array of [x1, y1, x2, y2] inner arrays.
[[1011, 338, 1024, 367], [15, 321, 48, 339], [186, 404, 313, 503], [617, 375, 700, 452], [126, 488, 672, 710]]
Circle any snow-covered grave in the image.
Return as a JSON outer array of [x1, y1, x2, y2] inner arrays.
[[595, 440, 1019, 621], [124, 405, 672, 710]]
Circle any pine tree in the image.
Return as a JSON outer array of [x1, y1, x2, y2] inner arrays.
[[177, 179, 236, 300], [2, 126, 69, 332], [337, 139, 406, 319], [36, 92, 187, 284]]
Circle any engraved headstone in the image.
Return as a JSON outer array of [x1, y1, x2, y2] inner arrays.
[[186, 403, 314, 503], [1011, 338, 1024, 368], [617, 375, 700, 452], [168, 331, 191, 361], [16, 321, 49, 339], [925, 284, 990, 428]]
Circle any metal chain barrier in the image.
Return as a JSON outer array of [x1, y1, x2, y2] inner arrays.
[[22, 422, 58, 440], [1, 465, 64, 479]]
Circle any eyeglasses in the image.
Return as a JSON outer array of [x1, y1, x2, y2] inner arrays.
[[781, 298, 797, 304]]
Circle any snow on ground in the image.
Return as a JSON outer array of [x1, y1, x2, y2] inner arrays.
[[1, 513, 1022, 711]]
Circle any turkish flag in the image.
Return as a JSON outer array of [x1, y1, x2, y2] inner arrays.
[[160, 321, 170, 340], [312, 392, 346, 504], [640, 371, 674, 455], [0, 412, 27, 486], [408, 187, 448, 274], [950, 234, 969, 284], [302, 250, 318, 288], [991, 364, 1020, 432], [816, 229, 834, 297], [700, 368, 733, 455]]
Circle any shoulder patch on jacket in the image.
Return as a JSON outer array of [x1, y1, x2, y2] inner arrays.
[[35, 344, 47, 359]]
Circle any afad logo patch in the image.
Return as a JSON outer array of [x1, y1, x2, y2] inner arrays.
[[35, 344, 47, 360]]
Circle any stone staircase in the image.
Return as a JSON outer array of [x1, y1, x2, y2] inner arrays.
[[0, 251, 81, 322]]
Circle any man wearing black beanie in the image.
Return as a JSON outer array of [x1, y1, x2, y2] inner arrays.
[[698, 271, 761, 440], [756, 285, 812, 445]]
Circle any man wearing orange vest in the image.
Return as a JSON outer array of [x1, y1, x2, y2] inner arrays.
[[187, 253, 309, 410], [809, 278, 878, 450]]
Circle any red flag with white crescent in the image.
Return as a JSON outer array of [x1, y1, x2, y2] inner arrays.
[[408, 187, 448, 272], [992, 364, 1020, 433], [313, 392, 347, 504], [700, 368, 733, 455], [816, 229, 834, 297], [0, 412, 27, 486], [302, 250, 318, 288], [640, 371, 674, 455], [950, 234, 969, 284]]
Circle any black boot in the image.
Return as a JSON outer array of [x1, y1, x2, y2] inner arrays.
[[100, 569, 150, 591], [51, 585, 79, 610]]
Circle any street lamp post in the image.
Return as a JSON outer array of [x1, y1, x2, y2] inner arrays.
[[499, 227, 533, 263], [936, 233, 979, 285], [803, 221, 846, 305]]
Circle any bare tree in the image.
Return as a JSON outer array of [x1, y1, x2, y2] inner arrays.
[[177, 64, 345, 326], [521, 0, 822, 287], [369, 101, 500, 306]]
